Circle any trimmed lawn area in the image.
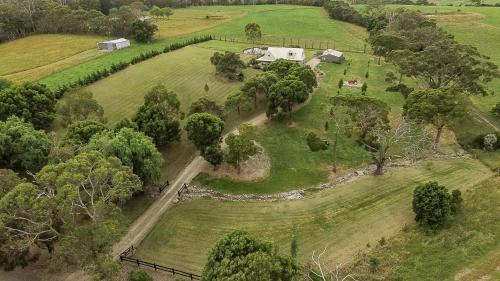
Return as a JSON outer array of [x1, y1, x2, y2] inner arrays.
[[134, 158, 493, 273], [194, 53, 427, 194], [205, 5, 368, 51], [85, 44, 256, 124], [0, 34, 105, 83], [351, 177, 500, 281], [36, 5, 368, 89]]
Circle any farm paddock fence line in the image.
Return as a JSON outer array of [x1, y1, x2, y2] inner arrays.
[[211, 34, 368, 53], [119, 245, 201, 280]]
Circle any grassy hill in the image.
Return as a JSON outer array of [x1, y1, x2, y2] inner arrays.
[[134, 158, 493, 273]]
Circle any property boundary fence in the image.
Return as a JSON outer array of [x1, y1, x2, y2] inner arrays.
[[119, 245, 201, 280], [211, 34, 367, 53]]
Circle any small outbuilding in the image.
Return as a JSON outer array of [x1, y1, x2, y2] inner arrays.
[[97, 38, 131, 51], [318, 49, 345, 64]]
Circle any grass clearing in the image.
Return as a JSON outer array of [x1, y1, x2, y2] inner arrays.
[[195, 52, 427, 194], [85, 43, 257, 124], [0, 34, 105, 83], [135, 158, 493, 273], [154, 8, 246, 38], [350, 176, 500, 281], [37, 5, 368, 88]]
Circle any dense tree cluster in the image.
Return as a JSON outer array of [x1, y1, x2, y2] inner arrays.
[[0, 150, 141, 277], [367, 7, 499, 96], [210, 51, 246, 81], [0, 116, 52, 173], [224, 59, 317, 121], [134, 84, 181, 146], [201, 230, 301, 281], [412, 181, 463, 228], [0, 83, 56, 130], [56, 90, 105, 127]]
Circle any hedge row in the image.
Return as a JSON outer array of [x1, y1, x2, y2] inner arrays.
[[54, 35, 213, 98]]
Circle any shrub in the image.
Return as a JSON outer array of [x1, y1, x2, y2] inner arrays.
[[306, 132, 328, 152], [128, 270, 153, 281], [412, 181, 451, 229], [483, 133, 498, 151]]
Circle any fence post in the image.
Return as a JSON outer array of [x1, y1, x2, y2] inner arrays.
[[136, 259, 140, 267], [154, 263, 157, 271], [190, 273, 193, 280]]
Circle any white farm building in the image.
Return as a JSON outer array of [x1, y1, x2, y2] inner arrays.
[[97, 38, 131, 51], [256, 47, 305, 66]]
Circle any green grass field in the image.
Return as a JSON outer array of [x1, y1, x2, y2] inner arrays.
[[134, 158, 493, 273], [350, 176, 500, 281], [194, 52, 458, 194], [35, 5, 367, 89], [154, 8, 246, 38], [0, 34, 105, 83], [85, 44, 256, 124]]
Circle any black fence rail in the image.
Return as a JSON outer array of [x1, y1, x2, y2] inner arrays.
[[119, 246, 201, 280]]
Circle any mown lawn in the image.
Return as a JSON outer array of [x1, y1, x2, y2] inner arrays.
[[85, 44, 256, 124], [194, 52, 425, 194], [350, 176, 500, 281], [0, 34, 105, 83], [36, 5, 367, 89], [134, 158, 493, 273]]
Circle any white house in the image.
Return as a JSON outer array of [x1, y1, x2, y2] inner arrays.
[[256, 47, 305, 66], [318, 49, 345, 64], [97, 38, 131, 51]]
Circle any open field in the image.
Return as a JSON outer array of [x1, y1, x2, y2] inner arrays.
[[85, 44, 257, 124], [351, 176, 500, 281], [36, 5, 367, 89], [134, 158, 493, 273], [154, 8, 246, 38], [205, 5, 368, 51], [195, 52, 459, 194], [0, 34, 105, 83]]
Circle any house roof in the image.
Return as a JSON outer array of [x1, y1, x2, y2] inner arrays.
[[321, 49, 343, 57], [101, 38, 129, 44], [257, 47, 305, 62]]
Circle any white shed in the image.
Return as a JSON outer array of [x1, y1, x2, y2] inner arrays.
[[97, 38, 131, 51]]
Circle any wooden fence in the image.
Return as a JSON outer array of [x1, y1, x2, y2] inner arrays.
[[211, 34, 367, 53], [119, 246, 201, 280]]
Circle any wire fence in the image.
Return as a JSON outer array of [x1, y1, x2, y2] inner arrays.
[[119, 245, 201, 280], [211, 34, 367, 53]]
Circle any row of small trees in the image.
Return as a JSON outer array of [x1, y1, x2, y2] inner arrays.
[[54, 35, 213, 98]]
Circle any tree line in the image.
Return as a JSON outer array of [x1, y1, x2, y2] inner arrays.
[[54, 35, 212, 98]]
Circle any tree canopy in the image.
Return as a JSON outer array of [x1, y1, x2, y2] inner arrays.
[[244, 22, 262, 44], [403, 88, 464, 144], [0, 116, 52, 173], [267, 78, 308, 119], [225, 124, 257, 174], [210, 51, 246, 81], [56, 90, 104, 127], [189, 97, 224, 119], [86, 128, 164, 185], [131, 19, 158, 43], [134, 85, 181, 146], [65, 120, 108, 145], [185, 113, 225, 150], [412, 181, 452, 228], [201, 230, 301, 281], [0, 83, 56, 129]]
